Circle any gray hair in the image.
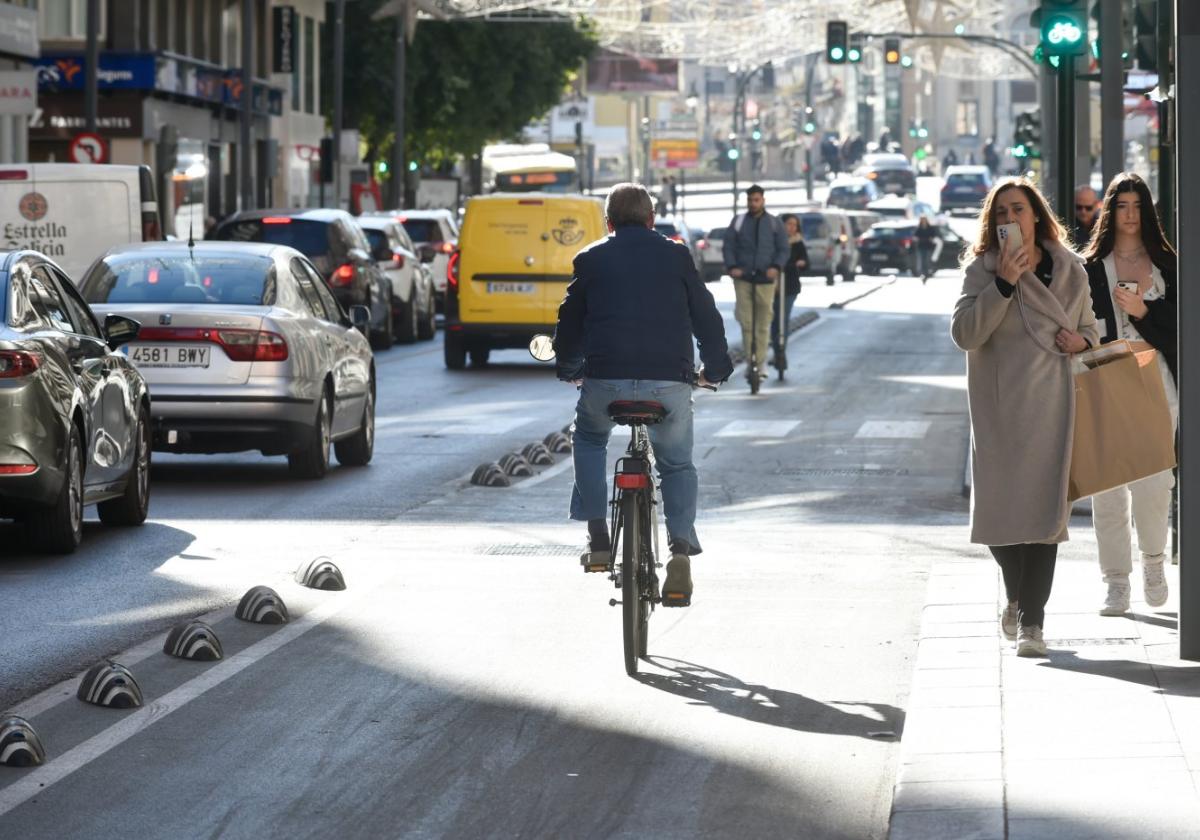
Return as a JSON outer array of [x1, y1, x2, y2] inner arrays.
[[604, 182, 654, 228]]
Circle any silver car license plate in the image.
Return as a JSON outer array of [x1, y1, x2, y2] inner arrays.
[[486, 282, 535, 294], [125, 344, 211, 368]]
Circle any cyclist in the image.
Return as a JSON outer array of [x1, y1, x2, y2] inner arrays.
[[554, 182, 733, 606], [722, 184, 790, 384]]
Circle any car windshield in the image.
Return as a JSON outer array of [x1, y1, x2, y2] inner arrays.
[[82, 254, 276, 306], [948, 173, 988, 187], [832, 184, 868, 195], [873, 206, 909, 217], [400, 219, 438, 243], [869, 226, 916, 238], [362, 228, 389, 255], [218, 218, 331, 259], [800, 217, 830, 239]]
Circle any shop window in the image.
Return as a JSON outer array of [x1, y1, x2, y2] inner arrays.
[[955, 100, 980, 138], [40, 0, 107, 40]]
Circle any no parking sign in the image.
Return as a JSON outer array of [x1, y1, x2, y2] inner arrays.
[[68, 132, 109, 164]]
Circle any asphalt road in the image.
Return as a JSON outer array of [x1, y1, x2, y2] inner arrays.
[[1, 178, 979, 839]]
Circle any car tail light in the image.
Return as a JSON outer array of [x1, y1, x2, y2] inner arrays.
[[0, 350, 41, 378], [615, 472, 650, 490], [448, 251, 460, 289], [0, 170, 28, 180], [866, 172, 878, 179], [133, 327, 288, 362], [262, 216, 293, 224], [696, 239, 708, 250], [901, 238, 913, 248], [392, 252, 406, 268], [857, 236, 867, 247], [394, 215, 408, 223], [0, 464, 37, 475], [438, 242, 456, 254], [330, 264, 356, 287]]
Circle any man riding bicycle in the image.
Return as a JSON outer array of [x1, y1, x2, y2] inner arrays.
[[553, 182, 733, 606], [722, 184, 790, 384]]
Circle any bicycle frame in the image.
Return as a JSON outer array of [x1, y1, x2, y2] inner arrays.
[[608, 422, 660, 673]]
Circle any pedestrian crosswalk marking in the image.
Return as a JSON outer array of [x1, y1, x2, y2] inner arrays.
[[713, 420, 801, 438], [855, 420, 931, 439]]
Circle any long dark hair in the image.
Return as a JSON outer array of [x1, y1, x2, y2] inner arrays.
[[971, 178, 1067, 257], [1079, 172, 1176, 271]]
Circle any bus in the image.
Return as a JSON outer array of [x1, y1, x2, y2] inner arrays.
[[482, 143, 580, 193]]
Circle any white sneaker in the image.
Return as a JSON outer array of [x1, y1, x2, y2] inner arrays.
[[1016, 625, 1047, 657], [1143, 554, 1168, 608], [999, 601, 1019, 641], [1099, 579, 1131, 616]]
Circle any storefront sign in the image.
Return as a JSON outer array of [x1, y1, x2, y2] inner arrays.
[[273, 6, 296, 74], [28, 94, 143, 139], [0, 70, 36, 115], [0, 3, 39, 61], [35, 53, 157, 91]]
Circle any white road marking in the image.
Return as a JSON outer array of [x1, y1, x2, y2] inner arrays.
[[377, 416, 536, 437], [0, 595, 356, 817], [713, 420, 801, 438], [855, 420, 932, 439], [513, 456, 574, 490]]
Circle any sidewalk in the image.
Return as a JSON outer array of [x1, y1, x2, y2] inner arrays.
[[889, 526, 1200, 839]]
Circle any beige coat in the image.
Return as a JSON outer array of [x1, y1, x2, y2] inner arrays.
[[951, 240, 1100, 545]]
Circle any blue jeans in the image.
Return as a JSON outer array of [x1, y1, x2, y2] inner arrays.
[[770, 291, 799, 347], [570, 378, 701, 555], [916, 248, 934, 276]]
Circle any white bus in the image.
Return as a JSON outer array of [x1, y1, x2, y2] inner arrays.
[[482, 143, 580, 193]]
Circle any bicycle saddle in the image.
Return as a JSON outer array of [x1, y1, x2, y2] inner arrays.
[[608, 400, 667, 425]]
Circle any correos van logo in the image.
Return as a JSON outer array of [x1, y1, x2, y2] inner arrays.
[[552, 216, 585, 246], [18, 192, 47, 222]]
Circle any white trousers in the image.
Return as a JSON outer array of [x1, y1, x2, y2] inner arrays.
[[1092, 468, 1175, 580]]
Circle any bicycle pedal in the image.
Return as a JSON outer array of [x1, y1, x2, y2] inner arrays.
[[662, 592, 692, 607], [583, 562, 609, 574]]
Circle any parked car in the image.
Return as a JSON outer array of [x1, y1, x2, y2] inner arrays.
[[698, 228, 727, 283], [940, 165, 993, 213], [856, 153, 917, 196], [211, 209, 395, 350], [378, 209, 459, 312], [355, 216, 437, 343], [0, 250, 149, 553], [0, 164, 162, 281], [79, 242, 375, 480], [445, 192, 605, 369], [857, 220, 967, 275], [826, 176, 881, 210], [792, 209, 856, 284], [653, 216, 704, 274]]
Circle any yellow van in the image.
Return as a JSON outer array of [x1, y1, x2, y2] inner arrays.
[[443, 192, 605, 369]]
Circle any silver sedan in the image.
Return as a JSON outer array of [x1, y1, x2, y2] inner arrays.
[[79, 242, 376, 479]]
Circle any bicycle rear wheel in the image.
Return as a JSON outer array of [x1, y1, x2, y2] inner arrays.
[[621, 492, 641, 676], [637, 499, 651, 658]]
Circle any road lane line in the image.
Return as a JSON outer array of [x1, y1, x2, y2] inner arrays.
[[0, 594, 356, 817], [513, 456, 573, 490]]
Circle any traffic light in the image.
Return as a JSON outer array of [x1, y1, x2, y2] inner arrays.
[[802, 106, 816, 135], [1039, 0, 1087, 57], [1133, 1, 1157, 71], [1013, 111, 1042, 159], [884, 38, 901, 65], [847, 33, 865, 63], [726, 147, 740, 161], [761, 61, 775, 91], [750, 120, 762, 142], [900, 55, 914, 69], [826, 20, 848, 64]]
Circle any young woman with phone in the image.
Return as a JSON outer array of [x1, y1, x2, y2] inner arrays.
[[1080, 172, 1178, 616], [951, 178, 1099, 657]]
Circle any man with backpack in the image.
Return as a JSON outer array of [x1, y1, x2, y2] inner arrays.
[[722, 184, 790, 383]]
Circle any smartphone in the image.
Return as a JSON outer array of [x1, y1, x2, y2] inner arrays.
[[997, 222, 1023, 252], [1116, 281, 1138, 293]]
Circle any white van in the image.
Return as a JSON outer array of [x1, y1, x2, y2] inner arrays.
[[0, 163, 161, 280]]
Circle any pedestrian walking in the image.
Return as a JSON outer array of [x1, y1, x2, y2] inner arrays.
[[914, 216, 940, 282], [772, 213, 808, 354], [950, 177, 1100, 657], [1070, 184, 1100, 250], [983, 138, 1000, 177], [1080, 173, 1178, 616], [722, 184, 789, 385]]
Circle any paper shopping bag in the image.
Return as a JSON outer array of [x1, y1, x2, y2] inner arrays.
[[1069, 345, 1176, 502]]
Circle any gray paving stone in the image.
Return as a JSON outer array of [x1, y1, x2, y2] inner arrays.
[[915, 647, 1000, 671], [907, 685, 1001, 709], [920, 620, 998, 639], [888, 808, 1004, 840], [897, 752, 1002, 784], [901, 706, 1002, 754], [911, 667, 1000, 690], [921, 604, 999, 624], [893, 780, 1003, 812]]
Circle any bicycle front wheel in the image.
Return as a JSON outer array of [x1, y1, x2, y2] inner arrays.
[[621, 491, 641, 676]]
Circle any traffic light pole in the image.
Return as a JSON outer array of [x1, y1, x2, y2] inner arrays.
[[730, 62, 769, 217], [1055, 56, 1076, 226], [804, 53, 817, 201]]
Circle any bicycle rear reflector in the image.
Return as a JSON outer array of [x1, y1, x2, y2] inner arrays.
[[615, 473, 650, 490]]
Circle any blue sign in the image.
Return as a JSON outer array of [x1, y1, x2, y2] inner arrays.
[[35, 53, 157, 91]]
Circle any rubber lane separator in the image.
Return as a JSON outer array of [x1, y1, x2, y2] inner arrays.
[[0, 593, 357, 817]]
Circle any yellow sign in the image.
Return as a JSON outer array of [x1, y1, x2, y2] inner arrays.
[[650, 138, 699, 170]]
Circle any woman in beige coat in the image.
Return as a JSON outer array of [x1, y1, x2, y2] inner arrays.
[[951, 178, 1100, 657]]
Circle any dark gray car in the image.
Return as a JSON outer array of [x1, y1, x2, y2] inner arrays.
[[0, 250, 149, 553]]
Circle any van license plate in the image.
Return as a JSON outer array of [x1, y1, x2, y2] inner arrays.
[[125, 345, 211, 368], [486, 282, 535, 294]]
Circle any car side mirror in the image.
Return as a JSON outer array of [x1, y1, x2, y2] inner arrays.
[[349, 305, 371, 331], [528, 334, 556, 362], [103, 314, 140, 349], [348, 247, 370, 264]]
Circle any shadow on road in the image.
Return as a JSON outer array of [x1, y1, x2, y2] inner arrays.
[[635, 657, 905, 740]]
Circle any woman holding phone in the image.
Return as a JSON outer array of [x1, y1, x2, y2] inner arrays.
[[951, 178, 1099, 657], [1080, 173, 1178, 616]]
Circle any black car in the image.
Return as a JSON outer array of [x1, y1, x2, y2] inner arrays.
[[858, 153, 917, 196], [0, 250, 149, 553], [212, 209, 395, 349], [858, 221, 966, 275]]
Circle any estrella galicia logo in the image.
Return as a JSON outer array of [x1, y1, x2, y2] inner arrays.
[[18, 192, 47, 222], [551, 216, 585, 247]]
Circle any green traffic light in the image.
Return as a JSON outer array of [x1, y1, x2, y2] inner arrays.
[[847, 48, 861, 62], [1046, 18, 1083, 47], [830, 46, 845, 61], [408, 160, 418, 172], [378, 161, 389, 174], [727, 148, 740, 160], [803, 122, 816, 134], [900, 55, 913, 68], [751, 130, 762, 141]]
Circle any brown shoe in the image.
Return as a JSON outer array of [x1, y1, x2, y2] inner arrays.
[[661, 555, 692, 607]]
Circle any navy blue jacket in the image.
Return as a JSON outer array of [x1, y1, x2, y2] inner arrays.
[[553, 225, 733, 383]]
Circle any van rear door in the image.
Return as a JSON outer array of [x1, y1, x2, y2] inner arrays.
[[458, 197, 548, 325], [541, 198, 601, 316]]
